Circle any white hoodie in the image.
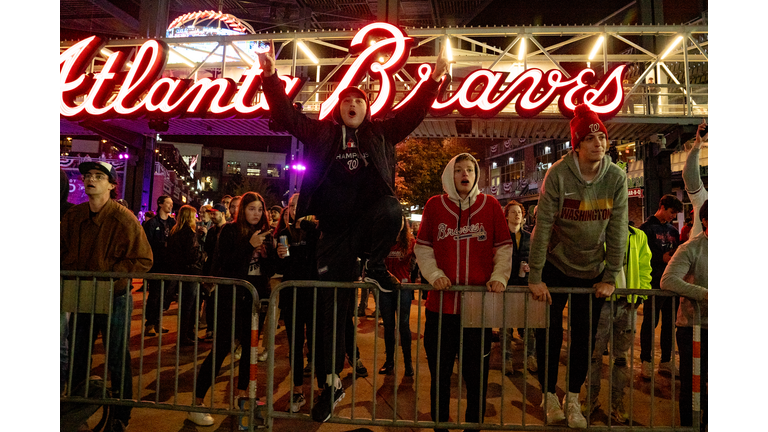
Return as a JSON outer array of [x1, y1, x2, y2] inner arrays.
[[414, 153, 514, 296]]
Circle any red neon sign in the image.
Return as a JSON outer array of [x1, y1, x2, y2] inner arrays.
[[60, 25, 625, 121]]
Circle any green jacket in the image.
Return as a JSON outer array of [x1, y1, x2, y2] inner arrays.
[[613, 225, 652, 302]]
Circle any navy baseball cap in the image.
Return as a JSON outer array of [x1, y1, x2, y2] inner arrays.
[[209, 204, 227, 213], [78, 161, 117, 181]]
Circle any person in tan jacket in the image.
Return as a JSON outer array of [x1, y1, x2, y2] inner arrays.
[[61, 161, 152, 432]]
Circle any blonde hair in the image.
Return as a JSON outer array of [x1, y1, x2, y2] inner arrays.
[[171, 205, 197, 236]]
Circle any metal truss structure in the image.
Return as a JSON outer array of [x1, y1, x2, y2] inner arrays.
[[61, 23, 707, 140]]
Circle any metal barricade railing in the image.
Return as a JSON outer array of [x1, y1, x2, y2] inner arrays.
[[60, 271, 265, 431], [263, 281, 702, 432]]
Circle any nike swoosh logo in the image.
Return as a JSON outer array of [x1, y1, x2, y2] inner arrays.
[[565, 192, 576, 196]]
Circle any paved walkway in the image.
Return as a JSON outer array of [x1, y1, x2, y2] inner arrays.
[[74, 284, 686, 431]]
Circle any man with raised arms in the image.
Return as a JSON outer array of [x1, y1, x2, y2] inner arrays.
[[257, 41, 451, 423]]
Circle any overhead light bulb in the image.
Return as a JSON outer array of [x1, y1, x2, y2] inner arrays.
[[588, 35, 604, 61], [661, 35, 684, 60], [297, 41, 319, 64]]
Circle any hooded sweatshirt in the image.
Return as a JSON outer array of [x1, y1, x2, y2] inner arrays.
[[528, 150, 628, 285], [414, 153, 514, 315]]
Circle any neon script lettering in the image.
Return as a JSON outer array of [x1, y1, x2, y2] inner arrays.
[[60, 25, 626, 120]]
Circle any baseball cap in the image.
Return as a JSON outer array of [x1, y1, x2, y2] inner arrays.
[[79, 161, 117, 181], [209, 204, 227, 213]]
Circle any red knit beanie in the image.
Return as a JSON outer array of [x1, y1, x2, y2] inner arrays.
[[570, 104, 608, 150]]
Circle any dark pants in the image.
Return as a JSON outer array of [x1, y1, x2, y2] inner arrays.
[[424, 309, 492, 425], [640, 293, 678, 363], [345, 293, 362, 364], [677, 326, 708, 428], [194, 286, 253, 399], [313, 195, 402, 381], [178, 281, 203, 341], [535, 261, 605, 394], [283, 288, 315, 388], [70, 292, 133, 424], [144, 276, 176, 327], [379, 289, 414, 364]]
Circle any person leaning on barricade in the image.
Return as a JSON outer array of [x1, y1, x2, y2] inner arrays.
[[187, 192, 275, 427], [583, 222, 652, 423], [378, 215, 417, 377], [256, 40, 452, 423], [271, 193, 321, 414], [61, 161, 153, 432], [661, 200, 708, 430], [527, 104, 628, 428], [414, 153, 513, 432], [502, 200, 536, 376]]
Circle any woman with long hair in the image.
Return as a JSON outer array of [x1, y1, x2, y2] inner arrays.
[[167, 205, 205, 346], [378, 216, 415, 376], [272, 193, 321, 413], [188, 192, 273, 426], [502, 200, 536, 375]]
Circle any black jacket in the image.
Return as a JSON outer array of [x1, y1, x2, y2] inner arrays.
[[142, 214, 176, 271], [638, 215, 680, 288], [260, 73, 442, 220], [166, 226, 204, 276], [507, 228, 532, 286]]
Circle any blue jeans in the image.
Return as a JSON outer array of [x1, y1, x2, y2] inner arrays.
[[378, 289, 413, 364], [71, 292, 133, 423]]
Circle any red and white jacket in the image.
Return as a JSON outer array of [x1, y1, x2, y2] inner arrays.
[[415, 153, 513, 315]]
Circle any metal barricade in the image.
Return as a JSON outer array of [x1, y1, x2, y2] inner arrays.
[[262, 281, 703, 432], [60, 271, 265, 431]]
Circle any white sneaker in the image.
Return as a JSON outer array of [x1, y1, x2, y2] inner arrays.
[[188, 410, 214, 426], [659, 360, 679, 377], [258, 350, 268, 362], [640, 361, 652, 379], [290, 393, 306, 413], [563, 394, 587, 428], [541, 392, 565, 423], [527, 355, 538, 373]]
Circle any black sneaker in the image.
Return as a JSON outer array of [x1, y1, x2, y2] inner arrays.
[[354, 359, 368, 378], [311, 385, 345, 422], [363, 262, 401, 293]]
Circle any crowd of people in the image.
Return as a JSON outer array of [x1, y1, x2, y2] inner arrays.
[[60, 41, 708, 432]]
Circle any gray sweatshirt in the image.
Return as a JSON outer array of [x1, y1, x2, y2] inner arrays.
[[661, 230, 708, 328], [529, 151, 628, 284]]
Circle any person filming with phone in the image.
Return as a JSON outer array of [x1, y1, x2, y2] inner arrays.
[[186, 192, 275, 427]]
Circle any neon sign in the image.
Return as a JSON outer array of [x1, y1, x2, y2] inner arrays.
[[60, 24, 626, 121]]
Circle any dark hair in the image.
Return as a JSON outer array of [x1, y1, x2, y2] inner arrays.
[[156, 195, 170, 209], [234, 192, 270, 238], [221, 195, 232, 202], [503, 200, 525, 218], [699, 200, 708, 223], [109, 179, 119, 200], [273, 205, 293, 238], [659, 194, 683, 213]]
